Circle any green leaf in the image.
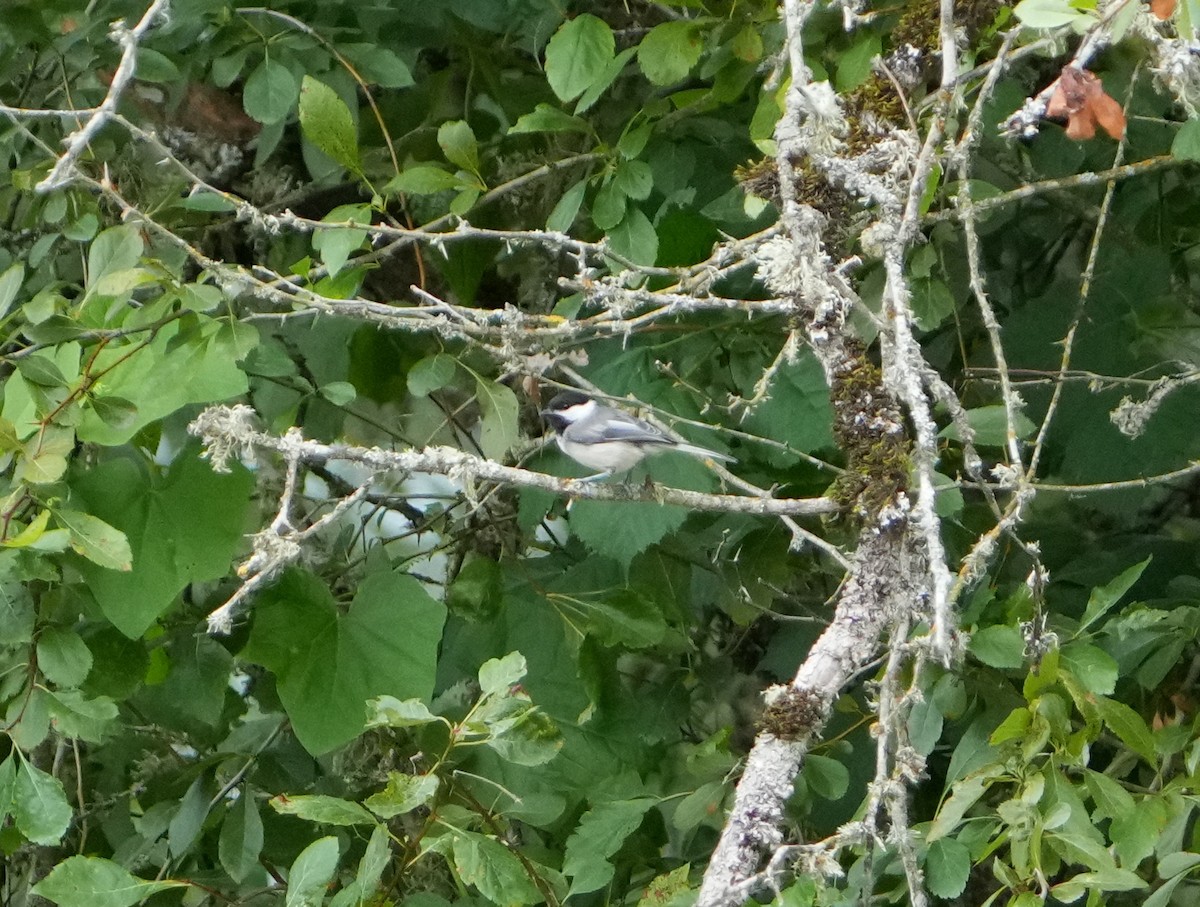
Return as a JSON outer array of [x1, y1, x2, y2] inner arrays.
[[319, 381, 356, 405], [672, 781, 725, 832], [968, 624, 1024, 668], [242, 568, 446, 755], [548, 178, 588, 233], [833, 33, 882, 92], [0, 261, 25, 318], [805, 754, 850, 800], [510, 103, 591, 135], [135, 48, 180, 83], [330, 824, 391, 907], [408, 353, 457, 396], [1051, 868, 1147, 901], [243, 57, 299, 124], [271, 794, 377, 826], [77, 317, 252, 446], [569, 499, 687, 568], [178, 283, 224, 312], [928, 772, 990, 842], [168, 776, 209, 857], [614, 159, 654, 201], [177, 191, 237, 213], [475, 378, 519, 460], [341, 44, 414, 88], [16, 426, 73, 486], [1082, 769, 1134, 822], [480, 651, 528, 695], [1060, 641, 1118, 695], [31, 857, 185, 907], [16, 355, 67, 387], [286, 837, 341, 907], [447, 554, 503, 620], [989, 707, 1031, 745], [1013, 0, 1094, 28], [575, 46, 638, 114], [314, 218, 369, 277], [299, 76, 360, 173], [939, 405, 1036, 447], [1093, 696, 1156, 765], [438, 120, 479, 175], [364, 772, 439, 818], [545, 15, 615, 102], [563, 799, 656, 895], [911, 277, 955, 331], [36, 627, 92, 687], [607, 206, 658, 265], [907, 697, 944, 756], [366, 696, 440, 728], [1079, 558, 1149, 633], [71, 453, 254, 637], [45, 690, 118, 741], [485, 704, 562, 766], [449, 828, 544, 905], [450, 186, 481, 215], [0, 756, 14, 819], [569, 589, 667, 649], [88, 395, 138, 431], [219, 791, 264, 883], [388, 165, 464, 195], [1172, 118, 1200, 162], [924, 837, 970, 899], [0, 575, 34, 644], [14, 758, 73, 845], [1109, 797, 1165, 868], [91, 267, 157, 298], [1159, 852, 1200, 877], [56, 509, 132, 572], [85, 226, 143, 300], [638, 21, 703, 86], [592, 181, 627, 230]]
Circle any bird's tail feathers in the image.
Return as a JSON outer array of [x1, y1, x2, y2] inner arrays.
[[675, 443, 736, 464]]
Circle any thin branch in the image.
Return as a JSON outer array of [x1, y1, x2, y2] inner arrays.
[[36, 0, 172, 192]]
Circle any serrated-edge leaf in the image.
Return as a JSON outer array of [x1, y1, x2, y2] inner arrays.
[[545, 15, 615, 102], [299, 76, 360, 173], [14, 758, 73, 845], [925, 837, 971, 899], [1094, 696, 1156, 765], [638, 21, 703, 87]]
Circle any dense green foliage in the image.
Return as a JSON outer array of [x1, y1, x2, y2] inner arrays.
[[2, 1, 1200, 906]]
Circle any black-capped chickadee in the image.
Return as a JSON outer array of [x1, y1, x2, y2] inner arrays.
[[540, 390, 734, 480]]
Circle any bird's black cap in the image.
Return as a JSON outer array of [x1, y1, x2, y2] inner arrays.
[[542, 390, 590, 413]]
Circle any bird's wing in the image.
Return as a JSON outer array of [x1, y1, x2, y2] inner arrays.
[[566, 415, 674, 446]]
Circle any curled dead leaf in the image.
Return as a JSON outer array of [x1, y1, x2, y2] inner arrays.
[[1150, 0, 1177, 20], [1045, 66, 1126, 141]]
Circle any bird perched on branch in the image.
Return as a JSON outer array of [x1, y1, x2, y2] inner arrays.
[[540, 390, 734, 481]]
